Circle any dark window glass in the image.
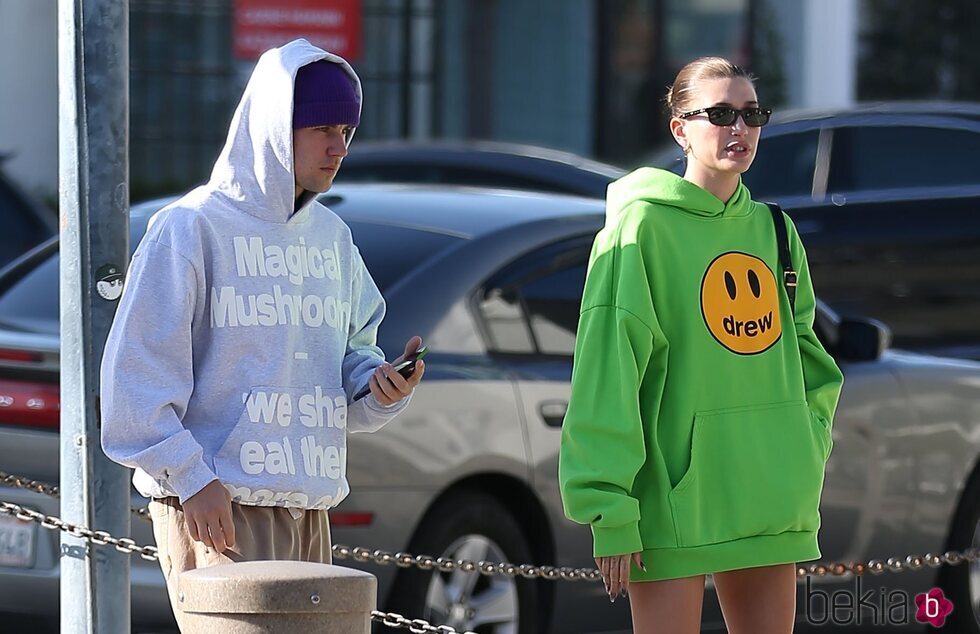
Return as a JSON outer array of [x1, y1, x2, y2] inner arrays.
[[339, 164, 574, 195], [845, 125, 980, 191], [0, 178, 51, 266], [0, 254, 59, 335], [129, 1, 238, 197], [0, 224, 459, 336], [480, 238, 592, 356], [346, 221, 462, 292], [522, 263, 588, 355], [742, 130, 819, 198]]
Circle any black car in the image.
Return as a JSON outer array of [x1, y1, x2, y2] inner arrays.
[[649, 102, 980, 360], [335, 140, 625, 198], [0, 159, 56, 269]]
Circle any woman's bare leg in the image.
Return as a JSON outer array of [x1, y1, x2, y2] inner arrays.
[[628, 574, 706, 634], [713, 563, 797, 634]]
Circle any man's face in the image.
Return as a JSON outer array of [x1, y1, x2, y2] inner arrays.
[[293, 124, 353, 194]]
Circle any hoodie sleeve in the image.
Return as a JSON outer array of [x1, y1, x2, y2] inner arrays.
[[100, 240, 218, 503], [559, 210, 662, 557], [343, 246, 411, 432], [785, 214, 844, 437]]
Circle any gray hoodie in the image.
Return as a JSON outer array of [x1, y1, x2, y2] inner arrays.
[[100, 39, 409, 511]]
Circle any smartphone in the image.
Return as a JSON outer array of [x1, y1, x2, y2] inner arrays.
[[352, 346, 428, 401]]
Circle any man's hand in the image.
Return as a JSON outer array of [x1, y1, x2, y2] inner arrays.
[[369, 335, 426, 406], [596, 552, 646, 601], [182, 480, 236, 553]]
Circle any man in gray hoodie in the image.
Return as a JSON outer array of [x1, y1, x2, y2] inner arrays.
[[100, 39, 423, 627]]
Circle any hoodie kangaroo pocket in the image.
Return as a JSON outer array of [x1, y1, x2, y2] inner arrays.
[[213, 386, 350, 510], [668, 401, 827, 548]]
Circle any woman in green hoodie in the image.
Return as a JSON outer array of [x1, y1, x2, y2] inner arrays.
[[558, 57, 844, 633]]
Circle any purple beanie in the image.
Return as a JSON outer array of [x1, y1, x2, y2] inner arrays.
[[293, 60, 360, 129]]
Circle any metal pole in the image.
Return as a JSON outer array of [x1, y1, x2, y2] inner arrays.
[[59, 0, 131, 632]]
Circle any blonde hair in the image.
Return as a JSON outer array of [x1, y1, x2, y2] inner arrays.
[[665, 57, 756, 117]]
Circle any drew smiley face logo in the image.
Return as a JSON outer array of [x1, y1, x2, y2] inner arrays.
[[701, 252, 782, 355]]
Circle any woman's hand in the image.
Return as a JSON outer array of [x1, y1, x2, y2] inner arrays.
[[596, 552, 646, 601]]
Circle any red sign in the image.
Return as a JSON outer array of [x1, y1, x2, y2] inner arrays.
[[234, 0, 362, 61]]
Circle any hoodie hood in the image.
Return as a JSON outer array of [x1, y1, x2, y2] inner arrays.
[[208, 39, 363, 224], [605, 167, 753, 223]]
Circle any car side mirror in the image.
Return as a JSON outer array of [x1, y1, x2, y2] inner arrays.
[[837, 317, 891, 362]]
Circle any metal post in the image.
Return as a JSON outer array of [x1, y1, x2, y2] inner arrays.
[[58, 0, 131, 632]]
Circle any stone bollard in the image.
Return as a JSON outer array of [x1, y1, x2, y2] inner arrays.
[[175, 561, 377, 633]]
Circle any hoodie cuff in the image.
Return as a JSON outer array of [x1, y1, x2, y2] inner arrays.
[[592, 522, 643, 558], [169, 457, 219, 504], [365, 390, 412, 414]]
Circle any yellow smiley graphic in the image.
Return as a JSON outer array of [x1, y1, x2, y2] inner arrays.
[[701, 252, 782, 355]]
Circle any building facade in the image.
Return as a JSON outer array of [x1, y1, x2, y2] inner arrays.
[[1, 0, 859, 199]]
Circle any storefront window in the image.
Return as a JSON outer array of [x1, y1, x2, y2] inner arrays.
[[596, 0, 751, 165]]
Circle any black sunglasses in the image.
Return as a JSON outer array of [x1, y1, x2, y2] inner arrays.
[[679, 106, 772, 127]]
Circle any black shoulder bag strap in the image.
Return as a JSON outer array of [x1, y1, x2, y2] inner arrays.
[[766, 202, 797, 316]]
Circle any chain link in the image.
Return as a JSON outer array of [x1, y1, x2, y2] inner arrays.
[[6, 469, 980, 582], [0, 501, 159, 560], [0, 470, 152, 521], [372, 610, 476, 634], [0, 471, 60, 497], [0, 498, 474, 633], [795, 548, 980, 578], [331, 543, 603, 582]]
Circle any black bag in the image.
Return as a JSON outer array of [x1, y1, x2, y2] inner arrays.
[[766, 202, 797, 316]]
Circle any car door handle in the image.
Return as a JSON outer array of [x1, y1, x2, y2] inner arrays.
[[539, 400, 568, 427]]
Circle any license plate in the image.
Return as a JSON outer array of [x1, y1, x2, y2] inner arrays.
[[0, 513, 36, 568]]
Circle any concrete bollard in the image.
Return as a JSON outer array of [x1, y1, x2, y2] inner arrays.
[[175, 561, 377, 633]]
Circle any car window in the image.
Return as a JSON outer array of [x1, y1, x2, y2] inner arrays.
[[346, 221, 462, 291], [741, 130, 820, 199], [0, 222, 460, 336], [479, 237, 592, 356], [339, 164, 578, 195], [0, 252, 59, 335], [0, 177, 52, 267], [835, 125, 980, 191]]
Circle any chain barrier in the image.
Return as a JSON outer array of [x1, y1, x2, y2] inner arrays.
[[797, 549, 980, 578], [331, 544, 601, 582], [0, 500, 475, 633], [371, 611, 476, 634], [0, 500, 159, 560], [5, 471, 980, 582], [0, 471, 60, 497], [1, 470, 151, 521], [6, 494, 980, 633]]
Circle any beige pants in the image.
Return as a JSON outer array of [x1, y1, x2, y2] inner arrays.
[[148, 497, 332, 632]]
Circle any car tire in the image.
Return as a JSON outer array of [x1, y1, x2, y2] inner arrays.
[[939, 471, 980, 633], [385, 490, 541, 634]]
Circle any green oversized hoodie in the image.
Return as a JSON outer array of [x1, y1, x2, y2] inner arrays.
[[559, 168, 844, 581]]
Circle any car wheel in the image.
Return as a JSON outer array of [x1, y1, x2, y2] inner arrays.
[[386, 490, 540, 633], [940, 473, 980, 632]]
